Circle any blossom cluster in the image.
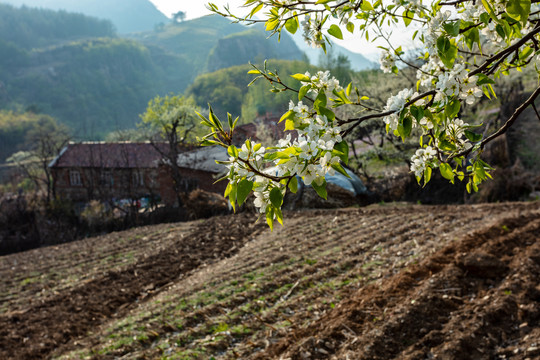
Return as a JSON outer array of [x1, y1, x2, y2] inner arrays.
[[301, 70, 341, 93], [301, 15, 324, 48], [410, 146, 437, 177], [224, 97, 342, 215], [379, 51, 396, 73], [382, 88, 414, 131]]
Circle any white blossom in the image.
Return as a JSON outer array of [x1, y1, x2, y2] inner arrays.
[[410, 146, 437, 177]]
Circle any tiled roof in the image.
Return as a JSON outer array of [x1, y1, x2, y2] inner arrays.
[[176, 146, 229, 173], [49, 142, 191, 169]]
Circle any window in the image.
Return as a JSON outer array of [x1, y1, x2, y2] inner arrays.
[[100, 171, 113, 186], [132, 171, 144, 187], [69, 170, 82, 186]]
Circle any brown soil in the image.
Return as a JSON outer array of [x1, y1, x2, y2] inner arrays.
[[0, 213, 265, 360], [0, 202, 539, 360], [258, 207, 540, 360]]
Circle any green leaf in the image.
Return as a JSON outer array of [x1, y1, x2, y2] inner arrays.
[[445, 99, 461, 118], [346, 82, 352, 96], [237, 179, 253, 206], [346, 22, 355, 33], [464, 27, 480, 50], [285, 118, 296, 131], [279, 110, 295, 123], [410, 105, 424, 122], [269, 187, 283, 208], [443, 20, 461, 36], [519, 46, 534, 60], [332, 89, 352, 104], [403, 10, 413, 27], [265, 19, 279, 31], [285, 17, 299, 34], [360, 0, 374, 11], [249, 3, 263, 18], [288, 176, 298, 193], [224, 182, 233, 197], [332, 163, 350, 178], [439, 163, 455, 183], [476, 73, 495, 86], [333, 141, 349, 164], [328, 25, 343, 40], [227, 145, 238, 157], [227, 112, 233, 129], [480, 12, 490, 24], [439, 139, 457, 151], [399, 116, 413, 138], [464, 130, 482, 142], [291, 73, 311, 82], [314, 91, 327, 109], [229, 182, 237, 212], [311, 179, 328, 200], [274, 206, 284, 225], [265, 207, 274, 231], [423, 166, 432, 186], [506, 0, 531, 24], [318, 106, 336, 120], [436, 36, 458, 69], [315, 0, 332, 3], [299, 85, 311, 100], [482, 0, 500, 23]]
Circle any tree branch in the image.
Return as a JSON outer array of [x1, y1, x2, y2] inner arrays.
[[339, 90, 437, 137], [451, 85, 540, 159]]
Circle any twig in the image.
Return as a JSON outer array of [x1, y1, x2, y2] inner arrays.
[[433, 288, 462, 292], [282, 280, 301, 301], [532, 101, 540, 122], [253, 313, 278, 332]]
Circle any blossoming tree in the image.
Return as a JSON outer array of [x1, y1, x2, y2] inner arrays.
[[197, 0, 540, 228]]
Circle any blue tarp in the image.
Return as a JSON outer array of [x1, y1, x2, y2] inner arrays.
[[325, 168, 368, 196]]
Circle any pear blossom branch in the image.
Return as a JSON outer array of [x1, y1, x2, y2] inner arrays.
[[450, 85, 540, 159]]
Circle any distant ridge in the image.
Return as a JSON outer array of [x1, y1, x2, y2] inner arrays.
[[291, 32, 376, 71], [0, 0, 168, 33]]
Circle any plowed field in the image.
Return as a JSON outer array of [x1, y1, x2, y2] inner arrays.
[[1, 202, 539, 359]]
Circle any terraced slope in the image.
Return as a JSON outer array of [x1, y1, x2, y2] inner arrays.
[[0, 202, 539, 359]]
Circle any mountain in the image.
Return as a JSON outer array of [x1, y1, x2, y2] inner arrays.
[[0, 4, 190, 138], [206, 26, 303, 72], [0, 37, 189, 138], [0, 0, 168, 33], [129, 15, 246, 76], [131, 15, 304, 75], [0, 6, 307, 139], [0, 3, 115, 49], [291, 33, 376, 71]]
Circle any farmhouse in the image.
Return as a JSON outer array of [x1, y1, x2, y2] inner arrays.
[[49, 142, 227, 207]]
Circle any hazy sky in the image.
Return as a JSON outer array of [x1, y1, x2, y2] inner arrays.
[[148, 0, 246, 19]]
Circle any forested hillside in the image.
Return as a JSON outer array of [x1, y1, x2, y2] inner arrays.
[[0, 36, 189, 138], [0, 110, 62, 162], [0, 0, 168, 33], [187, 60, 319, 122], [129, 15, 303, 75], [0, 3, 115, 49], [206, 27, 303, 72], [0, 5, 309, 140]]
